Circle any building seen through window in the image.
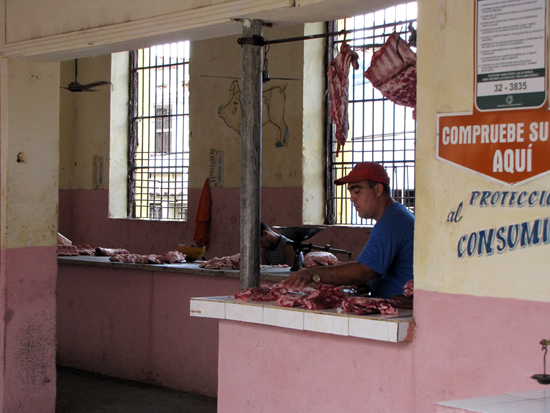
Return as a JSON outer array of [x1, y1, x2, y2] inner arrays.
[[128, 41, 190, 221], [327, 2, 417, 226]]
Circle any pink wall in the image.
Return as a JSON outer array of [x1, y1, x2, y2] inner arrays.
[[412, 290, 548, 410], [217, 290, 550, 412], [218, 320, 415, 412], [58, 188, 370, 260], [57, 264, 238, 397], [2, 246, 57, 412]]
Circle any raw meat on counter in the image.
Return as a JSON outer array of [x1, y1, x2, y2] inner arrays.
[[56, 233, 186, 264], [364, 32, 417, 118], [235, 282, 356, 311], [261, 264, 289, 268], [57, 233, 73, 246], [304, 251, 339, 267], [301, 284, 349, 310], [109, 251, 186, 264], [57, 233, 78, 255], [235, 285, 273, 302], [328, 42, 359, 157], [341, 297, 399, 315], [57, 245, 78, 256], [75, 245, 95, 255], [236, 283, 400, 315], [199, 253, 240, 269], [95, 246, 131, 256]]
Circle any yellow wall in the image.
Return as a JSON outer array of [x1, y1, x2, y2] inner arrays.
[[59, 56, 112, 191], [189, 25, 308, 189], [416, 0, 550, 302], [1, 59, 60, 249]]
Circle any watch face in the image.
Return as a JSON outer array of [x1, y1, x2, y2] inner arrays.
[[312, 273, 321, 283]]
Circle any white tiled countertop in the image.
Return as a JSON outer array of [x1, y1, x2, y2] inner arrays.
[[190, 295, 414, 343], [435, 389, 550, 412]]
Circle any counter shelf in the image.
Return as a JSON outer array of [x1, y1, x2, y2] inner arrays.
[[191, 296, 414, 343], [58, 256, 415, 343], [57, 255, 288, 283]]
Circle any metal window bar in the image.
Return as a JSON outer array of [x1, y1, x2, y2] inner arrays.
[[128, 42, 190, 220], [326, 2, 417, 226]]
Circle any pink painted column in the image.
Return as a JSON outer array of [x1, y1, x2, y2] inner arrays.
[[0, 58, 60, 412], [1, 247, 57, 411]]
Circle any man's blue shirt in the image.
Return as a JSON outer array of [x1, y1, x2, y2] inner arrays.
[[357, 202, 414, 298]]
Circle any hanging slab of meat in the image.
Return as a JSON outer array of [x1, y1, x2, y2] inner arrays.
[[304, 251, 339, 267], [364, 32, 417, 118], [328, 42, 359, 157], [341, 296, 399, 315]]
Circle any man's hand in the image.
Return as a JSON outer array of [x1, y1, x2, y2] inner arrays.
[[281, 268, 313, 289]]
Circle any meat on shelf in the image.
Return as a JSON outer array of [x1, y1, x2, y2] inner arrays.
[[235, 282, 403, 315], [56, 233, 186, 264]]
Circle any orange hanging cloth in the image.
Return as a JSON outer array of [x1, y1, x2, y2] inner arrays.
[[193, 178, 211, 246]]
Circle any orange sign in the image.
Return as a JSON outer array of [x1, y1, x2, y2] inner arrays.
[[437, 110, 550, 186]]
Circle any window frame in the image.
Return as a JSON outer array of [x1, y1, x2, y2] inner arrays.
[[128, 42, 190, 221], [325, 3, 417, 226]]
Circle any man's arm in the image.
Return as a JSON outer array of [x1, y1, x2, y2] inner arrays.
[[282, 261, 379, 289]]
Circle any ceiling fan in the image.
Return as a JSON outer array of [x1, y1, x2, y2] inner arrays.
[[61, 59, 112, 92]]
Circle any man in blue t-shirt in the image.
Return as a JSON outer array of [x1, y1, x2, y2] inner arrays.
[[282, 162, 414, 299]]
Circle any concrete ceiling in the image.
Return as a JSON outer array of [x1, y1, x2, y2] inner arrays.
[[3, 0, 409, 61]]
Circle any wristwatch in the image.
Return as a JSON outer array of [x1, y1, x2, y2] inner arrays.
[[312, 271, 321, 283]]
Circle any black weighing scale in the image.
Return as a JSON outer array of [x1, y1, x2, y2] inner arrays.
[[274, 226, 352, 271]]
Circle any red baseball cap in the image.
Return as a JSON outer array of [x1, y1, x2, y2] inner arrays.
[[334, 162, 390, 185]]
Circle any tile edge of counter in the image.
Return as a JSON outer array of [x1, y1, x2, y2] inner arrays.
[[190, 295, 415, 343]]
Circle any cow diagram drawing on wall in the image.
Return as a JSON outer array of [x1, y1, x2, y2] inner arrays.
[[218, 80, 290, 147]]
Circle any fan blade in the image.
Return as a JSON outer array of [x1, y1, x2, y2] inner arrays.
[[62, 81, 111, 92], [80, 81, 112, 89]]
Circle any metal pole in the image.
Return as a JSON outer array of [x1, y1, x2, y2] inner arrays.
[[240, 19, 263, 290]]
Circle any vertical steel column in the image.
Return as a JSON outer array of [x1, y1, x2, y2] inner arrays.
[[240, 19, 263, 290]]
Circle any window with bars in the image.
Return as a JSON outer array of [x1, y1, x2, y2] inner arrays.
[[155, 106, 171, 153], [326, 2, 417, 226], [128, 41, 190, 221]]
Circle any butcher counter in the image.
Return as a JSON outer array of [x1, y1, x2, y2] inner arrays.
[[57, 255, 415, 403], [58, 255, 414, 343]]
